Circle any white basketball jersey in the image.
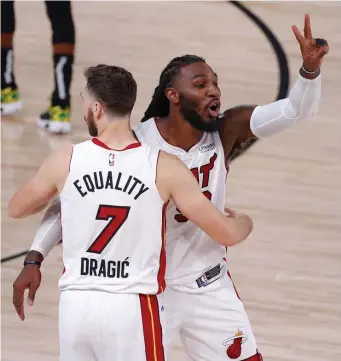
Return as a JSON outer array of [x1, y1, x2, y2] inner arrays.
[[59, 139, 166, 295], [135, 119, 228, 288]]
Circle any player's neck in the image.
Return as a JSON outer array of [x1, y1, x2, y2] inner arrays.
[[156, 112, 204, 152], [96, 119, 137, 150]]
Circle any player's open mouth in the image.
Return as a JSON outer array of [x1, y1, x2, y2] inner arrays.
[[207, 100, 221, 118]]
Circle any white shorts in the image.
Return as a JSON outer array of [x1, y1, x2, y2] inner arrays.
[[59, 290, 167, 361], [165, 262, 259, 361]]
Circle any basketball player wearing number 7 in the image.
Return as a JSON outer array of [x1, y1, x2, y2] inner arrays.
[[8, 65, 253, 361], [11, 15, 328, 361]]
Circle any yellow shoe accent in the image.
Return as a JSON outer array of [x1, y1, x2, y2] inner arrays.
[[1, 87, 22, 114], [49, 105, 71, 122], [38, 105, 72, 134]]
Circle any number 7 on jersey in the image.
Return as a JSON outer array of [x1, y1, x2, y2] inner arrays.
[[87, 205, 130, 254]]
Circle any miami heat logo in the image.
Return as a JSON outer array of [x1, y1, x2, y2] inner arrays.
[[109, 153, 115, 166], [223, 330, 248, 359]]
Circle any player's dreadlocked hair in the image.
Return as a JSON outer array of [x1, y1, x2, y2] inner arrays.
[[141, 55, 206, 122]]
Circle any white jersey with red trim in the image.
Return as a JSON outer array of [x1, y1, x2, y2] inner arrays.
[[59, 139, 166, 294], [135, 119, 228, 290]]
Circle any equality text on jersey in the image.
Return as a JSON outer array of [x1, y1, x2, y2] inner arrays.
[[73, 170, 149, 200]]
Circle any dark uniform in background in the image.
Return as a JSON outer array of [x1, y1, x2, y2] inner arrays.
[[1, 0, 75, 134]]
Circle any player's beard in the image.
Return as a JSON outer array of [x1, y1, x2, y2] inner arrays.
[[85, 108, 98, 137], [179, 95, 220, 133]]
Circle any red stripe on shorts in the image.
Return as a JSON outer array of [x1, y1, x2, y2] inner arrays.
[[227, 270, 241, 300], [139, 294, 165, 361], [157, 201, 168, 294]]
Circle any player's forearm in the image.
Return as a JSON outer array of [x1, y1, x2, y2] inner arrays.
[[29, 197, 62, 258], [250, 70, 321, 138]]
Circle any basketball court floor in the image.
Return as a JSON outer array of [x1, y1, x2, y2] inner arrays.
[[1, 1, 341, 360]]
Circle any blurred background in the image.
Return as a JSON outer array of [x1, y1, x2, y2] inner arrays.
[[1, 1, 341, 360]]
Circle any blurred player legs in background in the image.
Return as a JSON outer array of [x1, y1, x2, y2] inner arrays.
[[1, 0, 75, 134]]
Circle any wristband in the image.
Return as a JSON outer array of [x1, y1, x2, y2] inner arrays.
[[24, 260, 41, 267], [301, 65, 320, 75]]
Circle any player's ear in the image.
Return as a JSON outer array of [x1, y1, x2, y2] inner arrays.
[[93, 101, 102, 119], [165, 88, 180, 105]]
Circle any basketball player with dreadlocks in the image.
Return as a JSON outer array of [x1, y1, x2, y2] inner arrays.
[[12, 15, 328, 361]]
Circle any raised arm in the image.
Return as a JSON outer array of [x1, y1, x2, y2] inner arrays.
[[156, 151, 253, 246], [219, 14, 329, 158]]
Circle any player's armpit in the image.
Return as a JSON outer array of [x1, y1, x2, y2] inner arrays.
[[8, 144, 72, 219], [218, 105, 257, 158], [157, 151, 253, 246]]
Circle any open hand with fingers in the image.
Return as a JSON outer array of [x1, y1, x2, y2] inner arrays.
[[292, 14, 329, 73], [13, 264, 41, 321]]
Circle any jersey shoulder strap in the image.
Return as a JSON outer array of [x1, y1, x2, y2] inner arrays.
[[142, 144, 160, 187]]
